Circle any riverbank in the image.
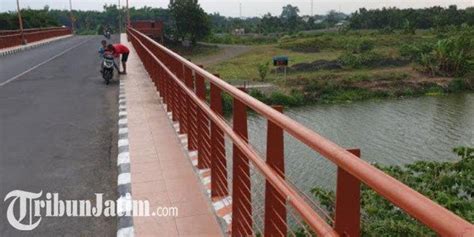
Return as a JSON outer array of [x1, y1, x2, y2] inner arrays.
[[204, 29, 473, 108], [309, 146, 473, 236]]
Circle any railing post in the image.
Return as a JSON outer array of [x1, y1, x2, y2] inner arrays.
[[171, 78, 179, 122], [158, 66, 165, 100], [178, 64, 188, 135], [232, 88, 252, 237], [195, 73, 211, 169], [165, 69, 170, 105], [264, 105, 287, 237], [175, 61, 186, 133], [334, 149, 361, 237], [210, 82, 228, 197], [184, 66, 197, 151]]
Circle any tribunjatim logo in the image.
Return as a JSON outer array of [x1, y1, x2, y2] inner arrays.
[[4, 190, 178, 231]]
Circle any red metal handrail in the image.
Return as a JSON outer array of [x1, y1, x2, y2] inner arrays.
[[0, 27, 71, 49], [127, 27, 474, 236]]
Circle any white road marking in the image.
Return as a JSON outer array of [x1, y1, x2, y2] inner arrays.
[[0, 37, 92, 87], [118, 139, 129, 147], [118, 173, 131, 185], [119, 118, 128, 125], [117, 227, 134, 237], [118, 152, 130, 165], [222, 214, 232, 224], [117, 193, 133, 213], [189, 150, 198, 157], [119, 127, 129, 134], [202, 176, 211, 185]]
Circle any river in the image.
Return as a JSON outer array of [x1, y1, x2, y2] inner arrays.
[[245, 93, 474, 194]]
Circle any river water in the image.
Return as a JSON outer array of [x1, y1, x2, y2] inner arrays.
[[245, 93, 474, 193]]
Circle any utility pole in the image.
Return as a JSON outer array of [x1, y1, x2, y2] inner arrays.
[[118, 0, 122, 34], [311, 0, 314, 16], [239, 2, 242, 19], [69, 0, 74, 34], [126, 0, 130, 27], [16, 0, 25, 44]]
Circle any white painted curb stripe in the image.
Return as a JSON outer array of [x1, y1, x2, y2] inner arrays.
[[119, 128, 129, 134], [118, 152, 130, 166], [202, 176, 211, 185], [118, 173, 131, 185], [118, 139, 129, 147], [117, 227, 134, 237]]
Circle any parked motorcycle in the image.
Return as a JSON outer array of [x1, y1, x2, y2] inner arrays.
[[101, 52, 115, 85]]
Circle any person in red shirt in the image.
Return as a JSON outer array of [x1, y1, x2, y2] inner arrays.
[[107, 44, 130, 74]]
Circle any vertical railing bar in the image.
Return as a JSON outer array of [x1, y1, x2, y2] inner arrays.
[[210, 82, 228, 198], [334, 148, 361, 237]]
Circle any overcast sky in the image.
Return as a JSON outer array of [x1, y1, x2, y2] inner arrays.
[[1, 0, 472, 17]]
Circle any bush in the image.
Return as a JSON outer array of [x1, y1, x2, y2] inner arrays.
[[249, 89, 304, 107], [269, 91, 303, 107], [278, 37, 322, 52], [447, 78, 472, 92], [399, 42, 433, 61], [257, 62, 270, 81], [345, 38, 375, 53], [339, 50, 382, 68], [416, 35, 473, 77], [311, 147, 474, 236], [249, 89, 270, 104], [378, 26, 395, 34], [206, 33, 277, 45]]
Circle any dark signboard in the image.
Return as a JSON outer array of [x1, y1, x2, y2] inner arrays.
[[273, 56, 288, 66]]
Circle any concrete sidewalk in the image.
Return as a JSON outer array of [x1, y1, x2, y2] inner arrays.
[[120, 34, 224, 236]]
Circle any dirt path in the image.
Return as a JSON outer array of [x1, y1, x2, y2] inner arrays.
[[193, 43, 252, 67]]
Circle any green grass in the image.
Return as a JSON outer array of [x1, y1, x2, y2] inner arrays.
[[207, 45, 341, 83], [201, 30, 473, 108], [168, 44, 221, 61]]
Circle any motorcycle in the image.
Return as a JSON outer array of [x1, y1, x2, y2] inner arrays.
[[101, 52, 115, 85], [104, 31, 111, 39]]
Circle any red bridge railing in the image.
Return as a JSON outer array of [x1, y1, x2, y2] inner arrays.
[[0, 27, 71, 49], [127, 27, 473, 236]]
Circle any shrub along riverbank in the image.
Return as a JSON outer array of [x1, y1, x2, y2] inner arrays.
[[207, 28, 474, 109], [304, 147, 474, 236]]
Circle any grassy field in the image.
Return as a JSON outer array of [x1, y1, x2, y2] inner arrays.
[[167, 43, 222, 61], [204, 29, 473, 107]]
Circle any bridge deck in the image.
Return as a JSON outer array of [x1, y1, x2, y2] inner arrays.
[[121, 35, 223, 236]]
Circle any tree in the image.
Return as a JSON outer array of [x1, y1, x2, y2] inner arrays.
[[280, 4, 299, 20], [169, 0, 210, 45], [280, 4, 300, 31]]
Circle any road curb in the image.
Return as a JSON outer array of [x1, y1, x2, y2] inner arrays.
[[116, 80, 134, 237], [0, 35, 73, 57]]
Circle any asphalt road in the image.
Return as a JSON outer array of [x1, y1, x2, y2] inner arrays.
[[0, 35, 119, 236]]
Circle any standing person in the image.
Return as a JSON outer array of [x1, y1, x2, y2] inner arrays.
[[107, 44, 130, 74]]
